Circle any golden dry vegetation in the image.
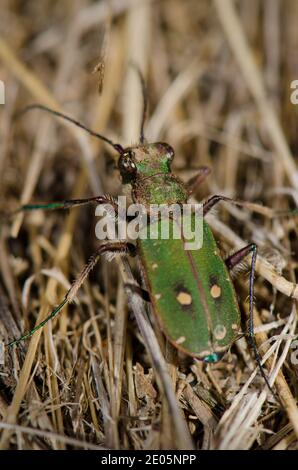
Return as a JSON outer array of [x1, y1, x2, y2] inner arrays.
[[0, 0, 298, 450]]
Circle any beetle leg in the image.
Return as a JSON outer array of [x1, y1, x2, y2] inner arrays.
[[186, 166, 211, 195], [225, 243, 255, 270], [7, 241, 136, 347], [203, 193, 298, 219], [225, 244, 278, 399], [203, 194, 262, 216], [12, 194, 118, 215], [203, 194, 236, 215]]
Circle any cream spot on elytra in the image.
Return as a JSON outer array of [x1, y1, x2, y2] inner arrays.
[[214, 324, 227, 341], [176, 291, 192, 306], [210, 284, 221, 299]]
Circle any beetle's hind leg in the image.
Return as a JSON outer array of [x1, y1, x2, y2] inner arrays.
[[225, 244, 256, 271], [7, 241, 136, 347], [225, 244, 279, 400]]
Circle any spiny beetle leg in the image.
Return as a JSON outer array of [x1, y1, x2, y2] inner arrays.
[[225, 243, 256, 270], [226, 243, 278, 400], [203, 194, 236, 216], [203, 194, 261, 216], [186, 166, 211, 195], [13, 194, 118, 215], [203, 193, 298, 218], [7, 241, 135, 347]]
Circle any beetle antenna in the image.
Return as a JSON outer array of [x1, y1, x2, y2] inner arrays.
[[14, 104, 124, 154], [139, 71, 148, 144], [130, 63, 148, 143]]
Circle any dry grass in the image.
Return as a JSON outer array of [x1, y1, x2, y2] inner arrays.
[[0, 0, 298, 450]]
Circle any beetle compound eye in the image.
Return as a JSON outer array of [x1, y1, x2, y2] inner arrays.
[[118, 152, 137, 181], [123, 159, 136, 171], [127, 150, 135, 159], [166, 145, 175, 161]]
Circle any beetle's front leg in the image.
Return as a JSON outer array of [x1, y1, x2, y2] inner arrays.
[[7, 241, 136, 347], [13, 194, 119, 215]]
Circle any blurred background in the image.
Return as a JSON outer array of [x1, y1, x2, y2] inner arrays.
[[0, 0, 298, 451]]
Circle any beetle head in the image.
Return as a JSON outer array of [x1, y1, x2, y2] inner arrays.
[[118, 142, 175, 183]]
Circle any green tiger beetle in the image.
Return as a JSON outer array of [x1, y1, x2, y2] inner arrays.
[[7, 77, 278, 397]]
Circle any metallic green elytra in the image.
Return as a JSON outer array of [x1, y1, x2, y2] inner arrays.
[[138, 219, 240, 360], [118, 143, 240, 361]]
